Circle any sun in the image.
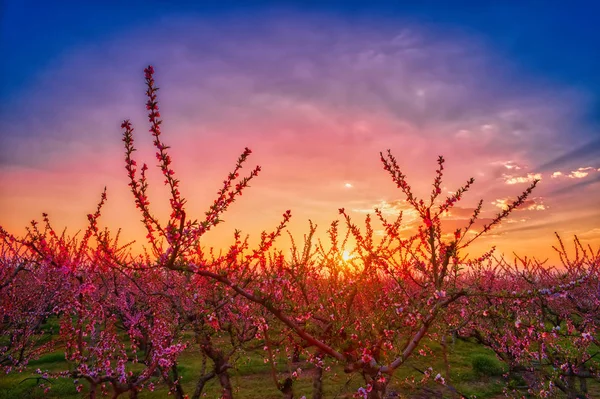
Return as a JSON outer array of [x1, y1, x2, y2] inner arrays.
[[342, 250, 353, 262]]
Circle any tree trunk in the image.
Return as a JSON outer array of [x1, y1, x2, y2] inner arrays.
[[281, 377, 294, 399], [441, 335, 450, 384], [565, 374, 578, 399], [292, 345, 301, 363], [366, 379, 388, 399], [89, 382, 97, 399], [170, 363, 186, 399], [218, 369, 234, 399], [312, 363, 323, 399], [191, 372, 216, 399], [578, 365, 588, 396], [198, 330, 234, 399], [579, 376, 588, 396]]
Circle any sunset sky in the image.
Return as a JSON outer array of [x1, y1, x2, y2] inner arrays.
[[1, 1, 599, 264]]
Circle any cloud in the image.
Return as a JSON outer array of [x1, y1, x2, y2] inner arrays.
[[568, 167, 594, 178], [549, 174, 600, 196], [441, 206, 477, 219], [577, 227, 600, 240], [500, 214, 600, 235], [440, 218, 495, 234], [491, 160, 523, 170], [537, 137, 600, 172], [551, 166, 598, 179], [492, 197, 547, 211], [502, 173, 542, 185], [545, 166, 600, 196], [351, 199, 419, 221]]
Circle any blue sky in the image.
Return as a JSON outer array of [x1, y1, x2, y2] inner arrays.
[[3, 1, 600, 116]]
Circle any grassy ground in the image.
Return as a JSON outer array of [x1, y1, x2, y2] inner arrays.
[[1, 319, 598, 398], [0, 337, 512, 399]]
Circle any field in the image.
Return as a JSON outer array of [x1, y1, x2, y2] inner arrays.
[[0, 326, 506, 398], [2, 317, 599, 399]]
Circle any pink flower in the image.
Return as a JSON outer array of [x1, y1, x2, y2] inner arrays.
[[434, 373, 446, 385]]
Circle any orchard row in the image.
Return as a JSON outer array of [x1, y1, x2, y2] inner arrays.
[[1, 67, 598, 399]]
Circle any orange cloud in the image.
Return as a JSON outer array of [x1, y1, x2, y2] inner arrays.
[[502, 173, 542, 185], [492, 197, 547, 211]]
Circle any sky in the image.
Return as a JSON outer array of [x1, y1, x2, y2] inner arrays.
[[1, 1, 599, 264]]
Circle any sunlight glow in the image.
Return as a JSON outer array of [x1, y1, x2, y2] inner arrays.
[[342, 250, 353, 262]]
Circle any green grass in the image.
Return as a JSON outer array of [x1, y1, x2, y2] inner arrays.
[[27, 352, 66, 366], [1, 336, 598, 398], [471, 355, 505, 377]]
